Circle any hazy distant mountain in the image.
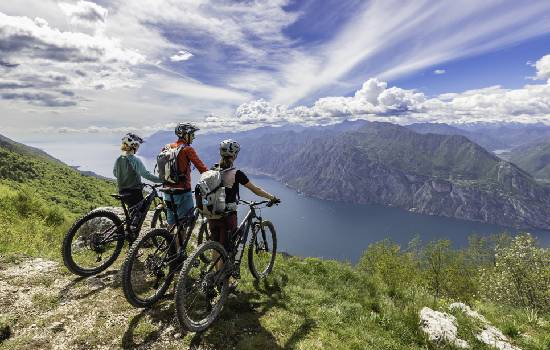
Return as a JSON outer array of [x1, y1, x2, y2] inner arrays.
[[455, 123, 550, 150], [406, 123, 506, 151], [509, 141, 550, 182]]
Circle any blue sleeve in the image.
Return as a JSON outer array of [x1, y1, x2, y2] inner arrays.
[[129, 156, 162, 183]]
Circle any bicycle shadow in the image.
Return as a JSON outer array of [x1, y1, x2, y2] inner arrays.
[[121, 300, 184, 349], [120, 272, 315, 349], [58, 269, 119, 302], [192, 272, 316, 349]]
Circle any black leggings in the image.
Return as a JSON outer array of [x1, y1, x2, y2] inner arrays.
[[119, 188, 144, 209]]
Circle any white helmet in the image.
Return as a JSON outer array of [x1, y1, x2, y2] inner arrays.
[[121, 133, 144, 149], [220, 139, 240, 158]]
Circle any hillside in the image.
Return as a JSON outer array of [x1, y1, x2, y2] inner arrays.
[[406, 123, 507, 151], [142, 121, 550, 229], [0, 134, 548, 350], [0, 134, 116, 214], [1, 233, 549, 350], [509, 141, 550, 182], [0, 134, 117, 258]]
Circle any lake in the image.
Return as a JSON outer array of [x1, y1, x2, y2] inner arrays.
[[242, 175, 550, 263], [27, 143, 550, 264]]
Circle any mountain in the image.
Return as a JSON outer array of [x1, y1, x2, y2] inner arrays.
[[0, 133, 116, 214], [142, 121, 550, 230], [0, 134, 64, 164], [455, 123, 550, 150], [405, 123, 506, 151], [509, 140, 550, 182]]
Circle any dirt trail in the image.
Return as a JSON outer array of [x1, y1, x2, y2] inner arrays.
[[0, 257, 204, 350]]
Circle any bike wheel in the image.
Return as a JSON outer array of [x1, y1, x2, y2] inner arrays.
[[174, 241, 229, 332], [62, 210, 125, 277], [150, 207, 168, 229], [121, 228, 177, 308], [196, 222, 212, 263], [248, 220, 277, 280]]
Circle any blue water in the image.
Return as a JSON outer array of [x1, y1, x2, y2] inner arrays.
[[241, 176, 550, 263]]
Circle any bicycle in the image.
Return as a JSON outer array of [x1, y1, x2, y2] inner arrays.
[[174, 199, 279, 332], [121, 188, 210, 308], [62, 183, 167, 277]]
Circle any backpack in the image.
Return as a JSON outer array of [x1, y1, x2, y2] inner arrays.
[[156, 144, 186, 184], [195, 167, 236, 219]]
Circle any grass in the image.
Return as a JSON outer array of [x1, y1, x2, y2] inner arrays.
[[1, 140, 549, 349]]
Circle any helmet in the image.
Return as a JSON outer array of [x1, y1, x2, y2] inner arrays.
[[220, 139, 240, 158], [121, 133, 144, 149], [175, 123, 199, 138]]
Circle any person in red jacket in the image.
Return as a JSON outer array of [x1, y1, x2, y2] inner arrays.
[[165, 123, 208, 225]]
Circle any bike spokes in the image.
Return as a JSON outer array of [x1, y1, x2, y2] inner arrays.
[[130, 234, 172, 301], [248, 221, 277, 280], [175, 242, 229, 331], [71, 217, 119, 270]]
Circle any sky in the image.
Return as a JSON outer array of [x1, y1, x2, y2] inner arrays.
[[1, 0, 550, 174]]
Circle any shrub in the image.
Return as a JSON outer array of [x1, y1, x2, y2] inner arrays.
[[357, 240, 419, 296], [481, 233, 550, 312]]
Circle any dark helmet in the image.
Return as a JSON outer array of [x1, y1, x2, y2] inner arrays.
[[175, 123, 199, 138]]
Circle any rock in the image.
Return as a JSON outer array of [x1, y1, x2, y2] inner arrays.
[[478, 325, 521, 350], [49, 321, 64, 333], [87, 277, 106, 289], [419, 307, 469, 349], [450, 303, 522, 350], [0, 322, 10, 342]]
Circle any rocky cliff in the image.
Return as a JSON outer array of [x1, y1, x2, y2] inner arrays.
[[142, 121, 550, 230]]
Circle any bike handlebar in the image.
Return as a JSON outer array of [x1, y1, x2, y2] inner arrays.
[[239, 199, 280, 207]]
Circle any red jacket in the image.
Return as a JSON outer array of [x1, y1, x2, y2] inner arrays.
[[167, 140, 208, 190]]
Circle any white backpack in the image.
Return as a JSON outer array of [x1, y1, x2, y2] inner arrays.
[[156, 144, 186, 184], [195, 167, 236, 219]]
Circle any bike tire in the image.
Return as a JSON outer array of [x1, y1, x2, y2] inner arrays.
[[150, 207, 168, 229], [174, 241, 229, 332], [121, 228, 177, 308], [196, 222, 212, 263], [248, 220, 277, 280], [62, 210, 125, 277]]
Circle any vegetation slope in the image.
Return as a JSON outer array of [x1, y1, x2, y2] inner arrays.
[[0, 134, 549, 349]]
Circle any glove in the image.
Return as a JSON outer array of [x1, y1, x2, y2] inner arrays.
[[270, 196, 281, 205]]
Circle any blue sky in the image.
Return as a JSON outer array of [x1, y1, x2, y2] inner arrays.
[[1, 0, 550, 144]]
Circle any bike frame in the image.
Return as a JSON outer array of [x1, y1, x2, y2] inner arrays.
[[99, 184, 165, 245], [157, 191, 206, 269]]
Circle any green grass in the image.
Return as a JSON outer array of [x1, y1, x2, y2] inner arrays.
[[1, 137, 549, 349]]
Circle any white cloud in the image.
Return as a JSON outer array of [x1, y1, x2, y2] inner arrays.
[[534, 54, 550, 81], [270, 0, 550, 105], [170, 50, 193, 62], [58, 1, 107, 28], [434, 69, 446, 75]]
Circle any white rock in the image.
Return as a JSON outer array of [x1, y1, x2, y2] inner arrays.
[[449, 303, 522, 350], [419, 307, 469, 349]]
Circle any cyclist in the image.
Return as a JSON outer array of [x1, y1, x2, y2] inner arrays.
[[113, 133, 162, 230], [209, 139, 280, 256], [165, 123, 208, 226]]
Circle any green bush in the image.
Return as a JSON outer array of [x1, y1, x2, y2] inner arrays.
[[480, 233, 550, 312], [357, 240, 419, 296]]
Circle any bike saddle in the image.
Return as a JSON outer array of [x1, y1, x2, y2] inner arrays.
[[110, 193, 134, 200]]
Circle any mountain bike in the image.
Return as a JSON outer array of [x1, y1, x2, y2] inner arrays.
[[121, 188, 210, 308], [62, 183, 167, 277], [174, 199, 279, 332]]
